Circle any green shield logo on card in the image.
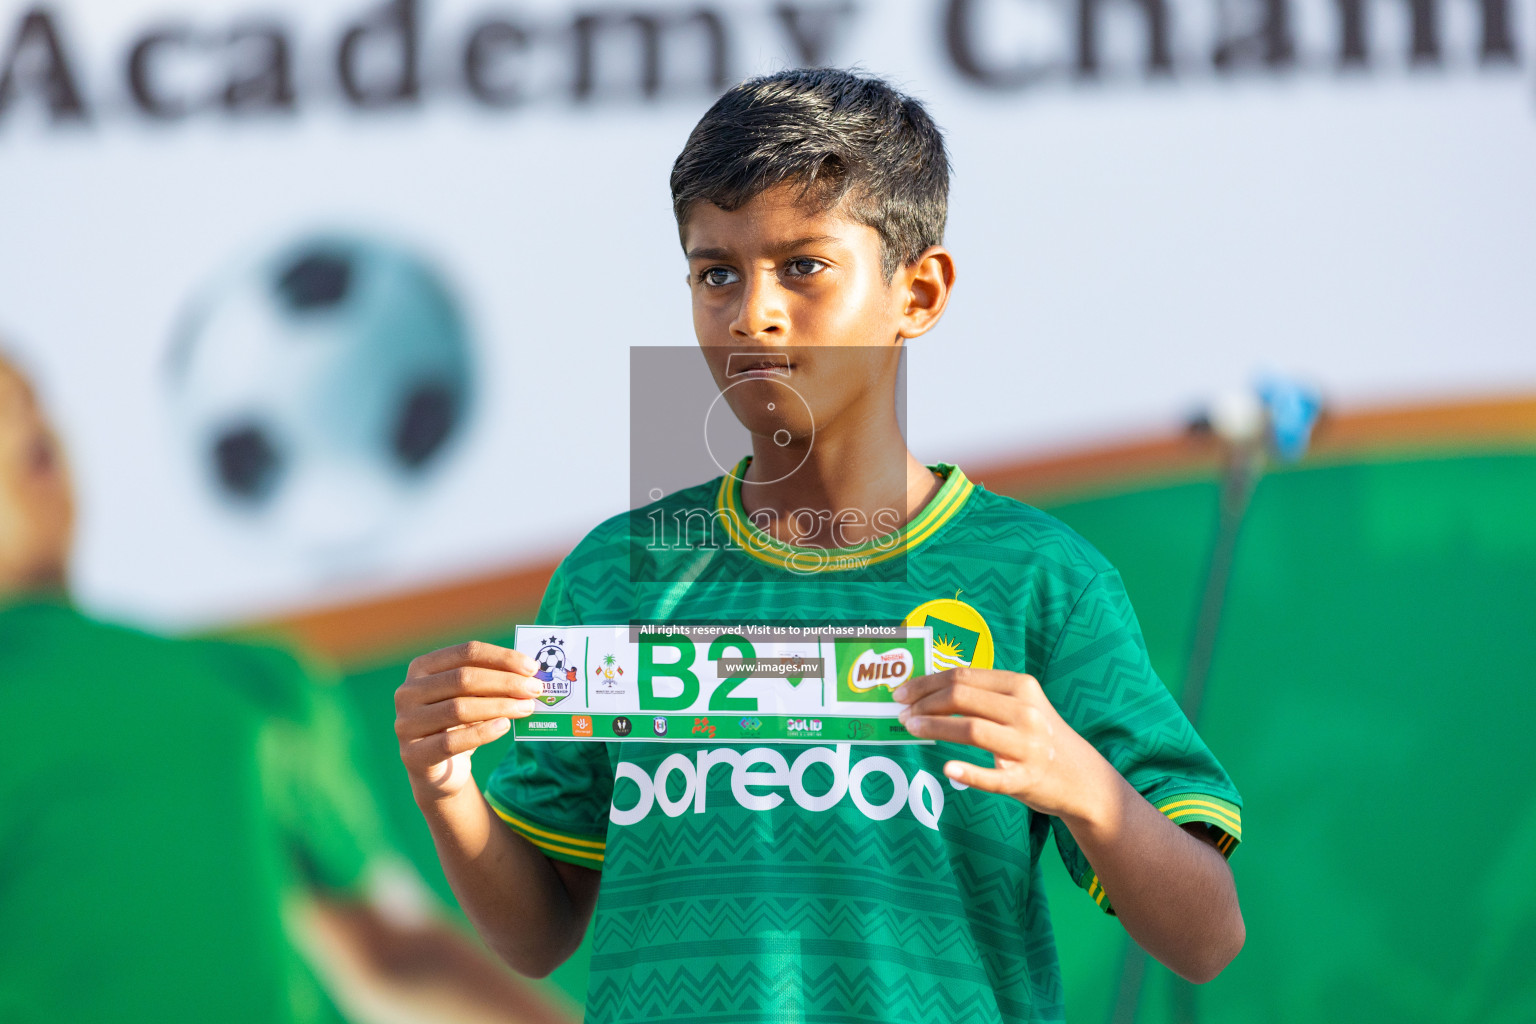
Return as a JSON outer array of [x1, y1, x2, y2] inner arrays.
[[836, 639, 921, 702]]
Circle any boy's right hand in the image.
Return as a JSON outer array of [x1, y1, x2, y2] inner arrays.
[[395, 642, 545, 800]]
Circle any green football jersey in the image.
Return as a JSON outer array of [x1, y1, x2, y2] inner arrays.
[[0, 600, 386, 1024], [486, 462, 1242, 1024]]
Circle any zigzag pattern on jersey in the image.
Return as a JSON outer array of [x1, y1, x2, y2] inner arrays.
[[1041, 571, 1209, 760], [591, 869, 1050, 966], [591, 896, 990, 967], [603, 809, 957, 883], [586, 923, 1055, 1018], [1018, 860, 1067, 998], [937, 516, 1106, 586], [862, 490, 1104, 603], [594, 828, 1040, 962], [1047, 645, 1236, 814], [946, 492, 1107, 566], [594, 874, 1042, 971], [1050, 648, 1173, 728], [1046, 581, 1136, 658], [601, 796, 1032, 888], [582, 955, 1063, 1024], [1041, 586, 1242, 877]]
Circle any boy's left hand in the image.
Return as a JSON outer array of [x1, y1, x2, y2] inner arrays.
[[893, 667, 1113, 824]]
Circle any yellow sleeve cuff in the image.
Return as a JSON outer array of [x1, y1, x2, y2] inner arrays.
[[1080, 792, 1243, 914], [484, 792, 606, 867]]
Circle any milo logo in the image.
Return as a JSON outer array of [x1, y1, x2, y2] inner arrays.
[[836, 640, 920, 702], [849, 649, 912, 690]]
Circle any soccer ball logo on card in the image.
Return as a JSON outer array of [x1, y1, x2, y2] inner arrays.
[[533, 637, 577, 706]]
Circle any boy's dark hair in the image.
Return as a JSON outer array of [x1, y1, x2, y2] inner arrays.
[[670, 68, 949, 280]]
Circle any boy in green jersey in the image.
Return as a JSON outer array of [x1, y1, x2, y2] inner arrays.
[[396, 69, 1245, 1023]]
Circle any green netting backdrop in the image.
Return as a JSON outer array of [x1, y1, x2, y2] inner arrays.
[[342, 449, 1536, 1022]]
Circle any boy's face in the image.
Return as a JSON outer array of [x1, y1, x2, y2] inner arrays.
[[0, 357, 73, 591], [682, 183, 950, 445]]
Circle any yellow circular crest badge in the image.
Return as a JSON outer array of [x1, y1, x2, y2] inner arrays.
[[904, 598, 994, 671]]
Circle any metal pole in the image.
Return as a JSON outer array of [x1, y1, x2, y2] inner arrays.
[[1106, 440, 1264, 1024]]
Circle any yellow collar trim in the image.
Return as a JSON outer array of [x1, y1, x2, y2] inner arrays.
[[714, 458, 976, 572]]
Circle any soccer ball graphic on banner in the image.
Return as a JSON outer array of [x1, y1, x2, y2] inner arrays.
[[167, 233, 474, 566]]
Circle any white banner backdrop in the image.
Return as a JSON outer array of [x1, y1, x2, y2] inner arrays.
[[1, 0, 1532, 629]]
